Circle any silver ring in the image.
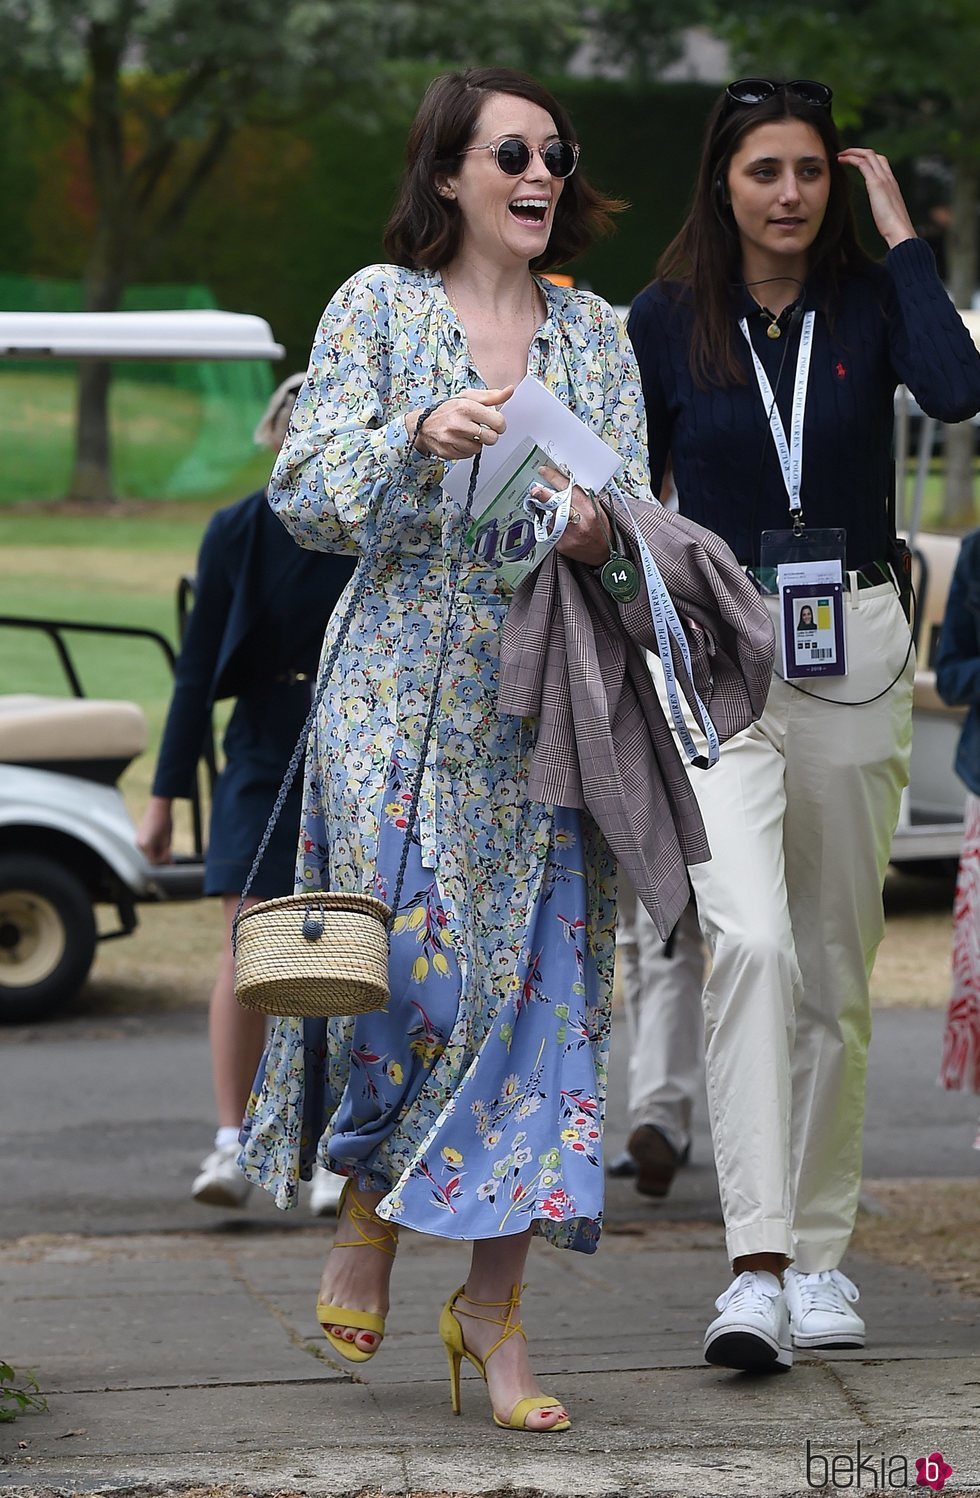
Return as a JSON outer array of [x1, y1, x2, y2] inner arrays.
[[570, 509, 581, 525], [474, 424, 485, 443]]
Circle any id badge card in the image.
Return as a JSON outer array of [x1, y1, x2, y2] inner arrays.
[[781, 581, 847, 678]]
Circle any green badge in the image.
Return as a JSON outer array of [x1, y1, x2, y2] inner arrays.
[[599, 555, 640, 602]]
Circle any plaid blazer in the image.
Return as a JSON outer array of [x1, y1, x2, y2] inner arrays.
[[498, 495, 775, 937]]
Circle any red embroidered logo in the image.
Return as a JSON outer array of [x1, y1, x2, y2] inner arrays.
[[834, 360, 847, 381]]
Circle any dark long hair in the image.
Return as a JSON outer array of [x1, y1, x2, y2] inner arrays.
[[658, 87, 872, 388], [384, 67, 624, 273]]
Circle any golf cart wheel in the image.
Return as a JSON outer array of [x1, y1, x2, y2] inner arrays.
[[0, 854, 97, 1023]]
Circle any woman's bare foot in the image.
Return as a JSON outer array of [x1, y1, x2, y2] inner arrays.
[[453, 1287, 568, 1430], [317, 1186, 397, 1356]]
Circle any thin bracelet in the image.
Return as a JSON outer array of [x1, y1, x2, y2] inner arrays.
[[409, 411, 431, 457]]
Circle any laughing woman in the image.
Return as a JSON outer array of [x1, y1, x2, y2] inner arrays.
[[239, 66, 769, 1431]]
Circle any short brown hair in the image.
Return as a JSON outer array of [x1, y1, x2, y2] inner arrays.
[[383, 68, 623, 273]]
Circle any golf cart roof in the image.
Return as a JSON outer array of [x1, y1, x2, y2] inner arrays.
[[0, 310, 285, 361]]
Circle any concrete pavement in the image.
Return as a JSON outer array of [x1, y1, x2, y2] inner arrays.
[[2, 1006, 979, 1497]]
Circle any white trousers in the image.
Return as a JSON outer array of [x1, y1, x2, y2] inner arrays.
[[617, 888, 704, 1154], [684, 583, 914, 1271]]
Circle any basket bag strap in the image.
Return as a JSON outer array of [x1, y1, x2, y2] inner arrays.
[[233, 400, 481, 945]]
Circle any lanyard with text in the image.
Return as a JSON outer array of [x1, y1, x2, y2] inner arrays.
[[738, 310, 815, 519], [617, 493, 720, 769], [739, 311, 848, 678]]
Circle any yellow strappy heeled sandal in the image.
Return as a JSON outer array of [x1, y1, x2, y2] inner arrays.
[[315, 1181, 398, 1364], [438, 1283, 571, 1432]]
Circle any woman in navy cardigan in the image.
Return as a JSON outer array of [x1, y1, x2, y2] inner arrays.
[[936, 528, 980, 1145], [628, 78, 980, 1374], [138, 375, 355, 1210]]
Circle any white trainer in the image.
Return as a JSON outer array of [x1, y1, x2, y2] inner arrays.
[[704, 1270, 793, 1373], [309, 1165, 347, 1217], [191, 1143, 251, 1208], [785, 1268, 866, 1349]]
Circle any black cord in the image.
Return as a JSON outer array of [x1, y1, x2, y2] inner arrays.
[[779, 574, 917, 707]]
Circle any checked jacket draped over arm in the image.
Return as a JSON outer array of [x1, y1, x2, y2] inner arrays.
[[499, 497, 775, 938]]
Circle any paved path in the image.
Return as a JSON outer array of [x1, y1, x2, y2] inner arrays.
[[2, 1008, 978, 1496]]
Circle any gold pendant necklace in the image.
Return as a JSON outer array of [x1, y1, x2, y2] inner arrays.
[[750, 293, 783, 339], [760, 305, 782, 339]]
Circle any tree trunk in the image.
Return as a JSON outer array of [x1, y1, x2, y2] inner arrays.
[[69, 357, 116, 506], [941, 162, 978, 528], [67, 262, 125, 505], [66, 20, 129, 506]]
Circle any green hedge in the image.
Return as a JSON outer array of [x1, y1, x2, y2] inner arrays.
[[0, 76, 717, 370]]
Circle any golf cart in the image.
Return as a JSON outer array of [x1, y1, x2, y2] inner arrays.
[[0, 309, 284, 1023]]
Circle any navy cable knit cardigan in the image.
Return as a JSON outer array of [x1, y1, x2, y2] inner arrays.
[[627, 238, 980, 572]]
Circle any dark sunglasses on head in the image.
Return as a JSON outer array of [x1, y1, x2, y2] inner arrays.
[[460, 137, 580, 179], [726, 78, 833, 111]]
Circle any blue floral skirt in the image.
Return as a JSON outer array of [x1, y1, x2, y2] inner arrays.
[[243, 801, 607, 1253]]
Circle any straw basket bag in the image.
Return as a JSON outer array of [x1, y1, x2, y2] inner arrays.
[[232, 401, 477, 1020], [234, 891, 392, 1019]]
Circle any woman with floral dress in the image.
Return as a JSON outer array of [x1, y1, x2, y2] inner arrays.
[[239, 66, 765, 1432]]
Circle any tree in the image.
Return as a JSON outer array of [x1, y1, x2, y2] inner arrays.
[[0, 0, 590, 503], [713, 0, 980, 525]]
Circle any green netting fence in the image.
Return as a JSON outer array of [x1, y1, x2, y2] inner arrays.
[[0, 277, 276, 502]]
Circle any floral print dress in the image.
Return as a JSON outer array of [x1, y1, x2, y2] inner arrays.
[[240, 264, 650, 1253]]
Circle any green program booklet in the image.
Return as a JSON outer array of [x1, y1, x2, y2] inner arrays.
[[442, 375, 624, 590], [463, 436, 553, 590]]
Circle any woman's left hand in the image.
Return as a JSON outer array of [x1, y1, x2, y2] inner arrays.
[[837, 148, 916, 250], [531, 464, 610, 567]]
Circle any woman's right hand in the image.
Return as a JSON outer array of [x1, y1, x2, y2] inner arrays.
[[137, 796, 175, 865], [408, 386, 513, 461]]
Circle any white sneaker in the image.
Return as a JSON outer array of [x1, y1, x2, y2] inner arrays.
[[191, 1144, 251, 1208], [704, 1270, 793, 1373], [784, 1268, 866, 1349], [309, 1166, 347, 1217]]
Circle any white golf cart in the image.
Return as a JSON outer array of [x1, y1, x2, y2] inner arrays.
[[0, 309, 284, 1022]]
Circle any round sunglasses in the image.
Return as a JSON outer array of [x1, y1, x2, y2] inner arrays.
[[726, 78, 833, 111], [460, 137, 580, 179]]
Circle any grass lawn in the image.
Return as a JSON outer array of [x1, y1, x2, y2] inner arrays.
[[0, 370, 271, 507]]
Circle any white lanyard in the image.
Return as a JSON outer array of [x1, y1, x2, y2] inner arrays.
[[617, 492, 720, 769], [738, 310, 815, 517], [525, 471, 574, 547]]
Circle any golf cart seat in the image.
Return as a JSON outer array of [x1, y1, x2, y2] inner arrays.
[[0, 694, 148, 785]]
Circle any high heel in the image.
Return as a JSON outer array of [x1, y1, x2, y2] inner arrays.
[[438, 1283, 571, 1432], [315, 1180, 398, 1364]]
